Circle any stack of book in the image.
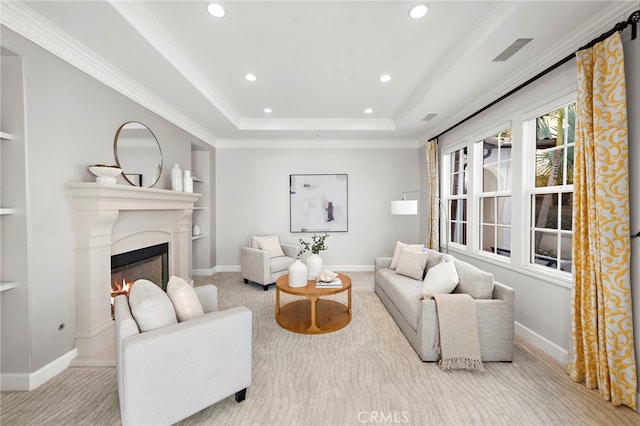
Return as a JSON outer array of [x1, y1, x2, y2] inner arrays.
[[316, 277, 342, 288]]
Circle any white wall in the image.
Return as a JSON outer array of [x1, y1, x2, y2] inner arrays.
[[216, 147, 421, 269], [436, 30, 640, 381], [0, 27, 205, 378]]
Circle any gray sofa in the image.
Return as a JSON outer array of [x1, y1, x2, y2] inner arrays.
[[374, 249, 514, 362]]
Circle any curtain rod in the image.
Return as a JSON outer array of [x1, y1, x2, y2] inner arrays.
[[431, 9, 640, 141]]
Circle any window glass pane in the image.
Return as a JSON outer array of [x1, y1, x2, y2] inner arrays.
[[483, 140, 495, 166], [483, 167, 498, 192], [481, 197, 495, 225], [451, 222, 466, 245], [498, 161, 512, 191], [496, 226, 511, 257], [534, 193, 559, 229], [497, 196, 511, 225], [451, 172, 466, 195], [498, 132, 513, 163], [481, 224, 495, 253], [566, 145, 574, 185], [534, 231, 558, 267], [450, 199, 466, 221], [560, 234, 572, 272], [561, 193, 573, 230]]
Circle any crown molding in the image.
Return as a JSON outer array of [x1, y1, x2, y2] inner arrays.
[[107, 1, 242, 128], [215, 138, 419, 150], [238, 117, 396, 131], [0, 1, 219, 147]]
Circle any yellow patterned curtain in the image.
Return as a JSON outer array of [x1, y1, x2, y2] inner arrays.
[[425, 139, 439, 250], [568, 32, 636, 409]]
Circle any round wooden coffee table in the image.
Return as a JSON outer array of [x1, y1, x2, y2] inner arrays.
[[275, 272, 352, 334]]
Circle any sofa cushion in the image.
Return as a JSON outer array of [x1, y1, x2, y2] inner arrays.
[[128, 279, 178, 332], [167, 276, 205, 322], [375, 268, 422, 330], [422, 260, 459, 296], [395, 247, 429, 280], [271, 255, 295, 273], [453, 259, 495, 299], [255, 235, 285, 258], [390, 241, 424, 269]]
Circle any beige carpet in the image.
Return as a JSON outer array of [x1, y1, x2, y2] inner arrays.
[[2, 272, 639, 426]]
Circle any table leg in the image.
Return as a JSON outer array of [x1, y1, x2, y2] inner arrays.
[[348, 286, 352, 314], [275, 286, 280, 315], [308, 295, 320, 332]]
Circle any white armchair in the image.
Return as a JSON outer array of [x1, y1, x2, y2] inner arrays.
[[114, 284, 252, 426], [241, 235, 301, 291]]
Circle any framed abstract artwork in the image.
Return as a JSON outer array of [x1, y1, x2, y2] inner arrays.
[[289, 174, 348, 232]]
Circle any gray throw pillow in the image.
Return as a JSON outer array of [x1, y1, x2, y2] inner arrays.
[[452, 260, 495, 299]]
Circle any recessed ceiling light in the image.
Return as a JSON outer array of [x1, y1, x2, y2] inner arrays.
[[379, 74, 391, 83], [207, 3, 225, 18], [409, 4, 429, 19], [263, 107, 272, 114], [244, 73, 257, 82], [364, 108, 373, 114]]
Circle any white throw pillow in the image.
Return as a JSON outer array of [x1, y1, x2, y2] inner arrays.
[[166, 276, 205, 322], [395, 247, 429, 280], [422, 260, 459, 296], [128, 279, 177, 332], [255, 235, 285, 258], [390, 241, 424, 269]]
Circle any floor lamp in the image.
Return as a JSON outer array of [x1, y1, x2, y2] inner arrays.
[[391, 191, 449, 254]]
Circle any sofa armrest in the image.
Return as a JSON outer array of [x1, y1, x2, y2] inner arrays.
[[241, 246, 270, 283], [374, 257, 392, 270], [492, 281, 515, 305], [120, 306, 253, 426], [281, 243, 301, 259], [194, 284, 218, 313]]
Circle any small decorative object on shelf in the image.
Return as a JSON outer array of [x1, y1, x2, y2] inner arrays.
[[183, 170, 193, 193], [192, 224, 201, 236], [288, 259, 308, 288], [171, 164, 183, 191], [299, 233, 329, 279], [88, 164, 122, 184]]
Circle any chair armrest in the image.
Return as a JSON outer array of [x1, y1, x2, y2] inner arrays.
[[120, 307, 253, 426], [493, 281, 515, 305], [281, 243, 301, 259], [374, 257, 392, 270], [194, 284, 218, 313], [241, 247, 270, 283]]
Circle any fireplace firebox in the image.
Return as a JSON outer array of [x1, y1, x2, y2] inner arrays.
[[111, 243, 169, 303]]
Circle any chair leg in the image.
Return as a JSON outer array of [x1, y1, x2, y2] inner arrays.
[[235, 388, 247, 403], [263, 285, 269, 291], [243, 278, 249, 284]]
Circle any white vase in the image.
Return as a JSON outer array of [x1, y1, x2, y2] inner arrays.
[[183, 170, 193, 193], [171, 164, 183, 191], [288, 259, 308, 288], [306, 253, 323, 279]]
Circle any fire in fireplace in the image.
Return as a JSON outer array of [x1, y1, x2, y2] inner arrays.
[[111, 243, 169, 306]]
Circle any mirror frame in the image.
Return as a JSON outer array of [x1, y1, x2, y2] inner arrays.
[[113, 121, 163, 188]]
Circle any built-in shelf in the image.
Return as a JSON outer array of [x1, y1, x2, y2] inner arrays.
[[193, 206, 205, 210], [0, 281, 18, 292], [192, 176, 204, 183], [192, 235, 204, 241], [0, 131, 15, 140], [0, 208, 16, 215]]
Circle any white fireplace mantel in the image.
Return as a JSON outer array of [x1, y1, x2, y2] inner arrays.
[[66, 182, 201, 365]]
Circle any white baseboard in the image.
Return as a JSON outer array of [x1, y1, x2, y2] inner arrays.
[[192, 267, 217, 276], [1, 348, 78, 391], [515, 321, 568, 364]]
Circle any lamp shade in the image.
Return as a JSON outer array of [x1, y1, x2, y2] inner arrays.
[[391, 199, 418, 215]]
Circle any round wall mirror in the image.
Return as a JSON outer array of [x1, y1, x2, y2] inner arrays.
[[114, 121, 163, 188]]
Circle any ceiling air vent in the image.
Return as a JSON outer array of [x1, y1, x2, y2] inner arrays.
[[492, 38, 533, 62], [422, 113, 438, 122]]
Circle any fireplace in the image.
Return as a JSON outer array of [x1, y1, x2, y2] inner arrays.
[[111, 243, 169, 307], [66, 183, 200, 365]]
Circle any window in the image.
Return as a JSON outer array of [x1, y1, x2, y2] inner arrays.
[[447, 147, 468, 246], [529, 103, 575, 273], [478, 129, 512, 257]]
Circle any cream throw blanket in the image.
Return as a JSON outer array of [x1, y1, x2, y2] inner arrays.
[[428, 293, 484, 372]]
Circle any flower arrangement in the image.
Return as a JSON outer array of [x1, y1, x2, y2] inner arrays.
[[299, 233, 329, 255]]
